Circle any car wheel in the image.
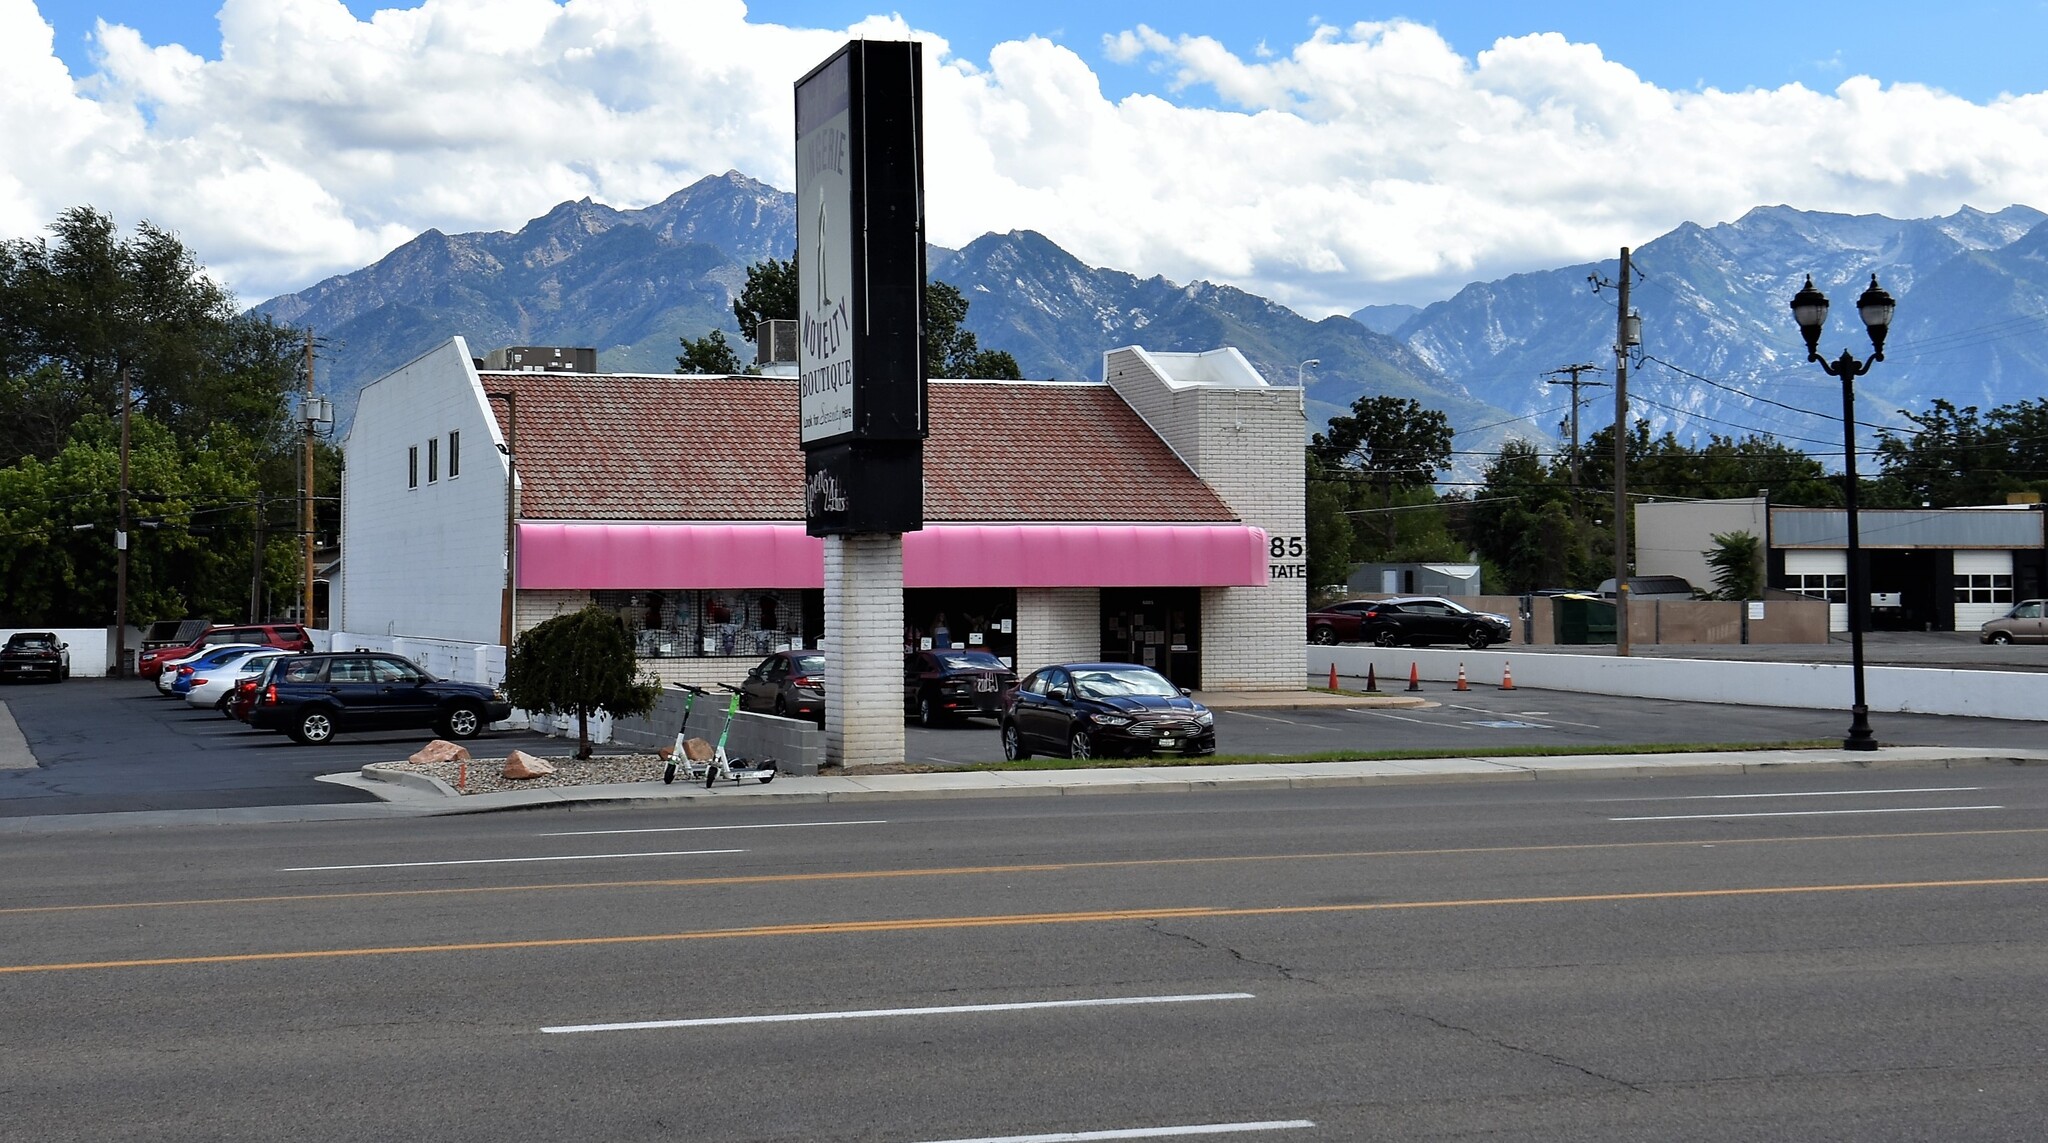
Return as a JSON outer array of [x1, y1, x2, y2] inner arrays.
[[1002, 722, 1031, 761], [1373, 629, 1400, 648], [441, 702, 486, 740], [1068, 728, 1093, 761], [919, 695, 942, 727], [1990, 631, 2014, 645], [290, 709, 336, 745], [1466, 627, 1492, 650], [1310, 625, 1337, 646], [774, 696, 789, 718]]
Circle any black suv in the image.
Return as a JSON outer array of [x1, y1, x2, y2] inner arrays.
[[248, 652, 512, 745]]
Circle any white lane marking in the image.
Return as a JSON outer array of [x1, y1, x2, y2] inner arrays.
[[1354, 709, 1453, 726], [541, 992, 1256, 1034], [913, 1122, 1315, 1142], [1604, 787, 1981, 803], [1612, 806, 2003, 822], [283, 849, 744, 871], [1223, 711, 1302, 725], [538, 820, 886, 837]]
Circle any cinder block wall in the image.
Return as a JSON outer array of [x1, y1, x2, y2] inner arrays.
[[1015, 588, 1100, 675], [607, 686, 824, 776]]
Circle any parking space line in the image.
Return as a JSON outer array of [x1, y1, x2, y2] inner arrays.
[[1612, 806, 2003, 822], [282, 849, 745, 871], [913, 1120, 1316, 1142], [1356, 709, 1465, 726], [538, 821, 886, 838], [541, 991, 1256, 1034], [1222, 711, 1302, 725]]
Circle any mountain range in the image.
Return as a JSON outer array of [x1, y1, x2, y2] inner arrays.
[[255, 172, 2048, 471]]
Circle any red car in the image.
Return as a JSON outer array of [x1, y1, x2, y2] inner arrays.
[[138, 622, 313, 679]]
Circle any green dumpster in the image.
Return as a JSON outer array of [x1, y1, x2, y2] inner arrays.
[[1552, 594, 1617, 645]]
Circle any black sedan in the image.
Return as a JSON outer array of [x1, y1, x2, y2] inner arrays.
[[999, 662, 1215, 761], [1353, 596, 1512, 649], [905, 648, 1017, 725], [247, 652, 512, 745]]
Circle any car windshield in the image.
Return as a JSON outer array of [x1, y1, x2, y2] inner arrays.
[[9, 635, 55, 648], [1070, 667, 1178, 699], [936, 651, 1004, 670]]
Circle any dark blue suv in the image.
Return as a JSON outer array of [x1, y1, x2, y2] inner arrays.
[[249, 652, 512, 745]]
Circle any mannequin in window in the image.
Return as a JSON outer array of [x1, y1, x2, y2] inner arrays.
[[932, 612, 951, 649]]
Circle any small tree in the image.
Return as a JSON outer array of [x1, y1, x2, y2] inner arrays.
[[1703, 531, 1763, 601], [503, 606, 659, 760], [677, 328, 743, 374]]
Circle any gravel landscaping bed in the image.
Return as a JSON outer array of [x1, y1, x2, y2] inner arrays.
[[371, 751, 910, 795]]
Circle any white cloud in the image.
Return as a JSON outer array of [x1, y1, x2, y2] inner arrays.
[[4, 1, 2047, 316]]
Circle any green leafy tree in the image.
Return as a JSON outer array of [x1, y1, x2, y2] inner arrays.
[[1304, 451, 1355, 591], [1459, 439, 1596, 592], [729, 257, 1021, 378], [502, 605, 660, 760], [1703, 530, 1763, 601], [1311, 395, 1454, 552], [677, 328, 743, 375], [0, 206, 303, 462], [1872, 397, 2048, 507]]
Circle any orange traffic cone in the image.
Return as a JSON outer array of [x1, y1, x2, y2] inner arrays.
[[1406, 662, 1422, 692], [1455, 662, 1470, 691], [1501, 661, 1516, 690], [1328, 662, 1339, 690], [1364, 664, 1380, 692]]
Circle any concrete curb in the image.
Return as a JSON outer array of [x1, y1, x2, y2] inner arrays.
[[326, 747, 2048, 817]]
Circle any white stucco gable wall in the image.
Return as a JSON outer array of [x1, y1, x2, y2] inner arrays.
[[340, 337, 510, 645]]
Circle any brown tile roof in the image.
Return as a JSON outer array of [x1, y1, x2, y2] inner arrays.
[[480, 373, 1237, 524]]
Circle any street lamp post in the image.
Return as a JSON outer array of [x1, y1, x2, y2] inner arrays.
[[1295, 358, 1320, 414], [1788, 272, 1895, 751]]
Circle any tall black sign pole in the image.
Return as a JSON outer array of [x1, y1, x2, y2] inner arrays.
[[796, 41, 926, 768]]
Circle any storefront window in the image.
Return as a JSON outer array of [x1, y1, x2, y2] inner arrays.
[[592, 589, 819, 658], [905, 588, 1017, 665]]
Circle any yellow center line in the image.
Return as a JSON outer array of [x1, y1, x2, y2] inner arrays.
[[4, 876, 2045, 976], [4, 827, 2044, 917]]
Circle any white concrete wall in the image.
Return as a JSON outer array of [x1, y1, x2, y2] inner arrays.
[[1308, 644, 2048, 722], [1014, 588, 1101, 675], [341, 337, 510, 645], [823, 535, 905, 768], [0, 628, 117, 677], [1105, 347, 1304, 690]]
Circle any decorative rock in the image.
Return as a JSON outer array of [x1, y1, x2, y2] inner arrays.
[[411, 740, 472, 765], [501, 750, 556, 780], [682, 737, 715, 762]]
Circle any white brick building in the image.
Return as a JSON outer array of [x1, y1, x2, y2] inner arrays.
[[341, 337, 1306, 691]]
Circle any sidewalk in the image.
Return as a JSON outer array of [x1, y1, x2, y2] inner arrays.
[[322, 744, 2048, 817]]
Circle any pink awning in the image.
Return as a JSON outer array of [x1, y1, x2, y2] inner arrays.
[[517, 523, 1269, 590]]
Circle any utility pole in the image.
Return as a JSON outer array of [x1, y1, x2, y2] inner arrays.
[[302, 330, 316, 627], [1543, 363, 1607, 512], [1611, 248, 1637, 657], [115, 364, 131, 677], [249, 491, 265, 623]]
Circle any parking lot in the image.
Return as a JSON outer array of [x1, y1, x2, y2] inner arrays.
[[5, 672, 2045, 817]]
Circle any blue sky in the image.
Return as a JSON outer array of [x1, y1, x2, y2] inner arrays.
[[35, 1, 2048, 104], [10, 1, 2048, 311]]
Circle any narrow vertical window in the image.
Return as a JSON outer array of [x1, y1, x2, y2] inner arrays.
[[427, 437, 439, 483], [408, 446, 418, 489], [448, 431, 461, 478]]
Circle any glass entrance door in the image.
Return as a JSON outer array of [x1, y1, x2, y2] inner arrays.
[[1100, 588, 1200, 691]]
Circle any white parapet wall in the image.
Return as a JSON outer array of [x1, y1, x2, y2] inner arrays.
[[1308, 645, 2048, 723]]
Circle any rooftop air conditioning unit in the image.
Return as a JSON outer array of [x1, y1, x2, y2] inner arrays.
[[757, 320, 798, 366]]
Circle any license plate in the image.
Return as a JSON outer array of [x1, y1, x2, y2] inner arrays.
[[1158, 737, 1176, 747], [974, 677, 996, 692]]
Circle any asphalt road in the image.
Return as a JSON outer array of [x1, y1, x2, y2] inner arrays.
[[5, 676, 2048, 816], [6, 775, 2045, 1140]]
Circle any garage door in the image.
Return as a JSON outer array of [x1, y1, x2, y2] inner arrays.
[[1954, 550, 2015, 632], [1784, 550, 1847, 633]]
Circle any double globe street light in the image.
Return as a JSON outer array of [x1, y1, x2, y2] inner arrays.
[[1787, 272, 1895, 751]]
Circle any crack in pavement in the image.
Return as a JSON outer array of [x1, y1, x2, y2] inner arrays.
[[1389, 1006, 1649, 1093], [1144, 918, 1317, 984]]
